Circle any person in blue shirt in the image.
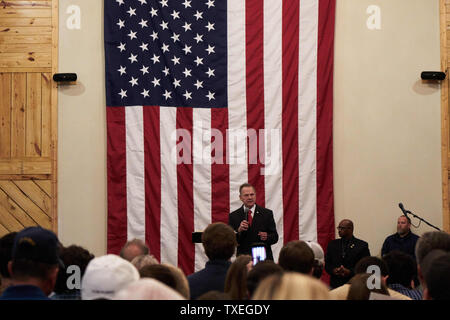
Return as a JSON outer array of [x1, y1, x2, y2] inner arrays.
[[381, 215, 419, 260]]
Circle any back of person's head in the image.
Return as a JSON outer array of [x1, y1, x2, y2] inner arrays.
[[120, 238, 149, 262], [252, 272, 330, 300], [415, 231, 450, 266], [246, 260, 283, 298], [114, 278, 185, 300], [224, 254, 252, 300], [347, 273, 390, 300], [0, 232, 17, 279], [382, 250, 417, 288], [420, 249, 450, 300], [53, 245, 95, 294], [197, 290, 231, 300], [163, 263, 190, 299], [139, 264, 177, 290], [305, 241, 325, 279], [81, 254, 139, 300], [202, 222, 237, 261], [131, 254, 159, 271], [278, 240, 314, 274], [354, 256, 389, 277]]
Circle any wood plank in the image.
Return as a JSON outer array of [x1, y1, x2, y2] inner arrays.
[[0, 73, 11, 159], [0, 34, 52, 44], [14, 180, 50, 213], [0, 9, 52, 18], [0, 52, 51, 68], [25, 72, 41, 157], [0, 222, 9, 237], [0, 200, 24, 231], [33, 179, 50, 196], [0, 67, 51, 73], [0, 180, 51, 228], [22, 159, 50, 173], [0, 160, 21, 174], [41, 73, 50, 157], [0, 174, 50, 180], [0, 17, 51, 27], [0, 26, 51, 34], [0, 43, 51, 53], [50, 0, 57, 233], [0, 187, 37, 227], [0, 1, 52, 9], [11, 72, 26, 158]]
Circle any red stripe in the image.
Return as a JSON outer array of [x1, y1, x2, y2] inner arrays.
[[106, 107, 127, 254], [316, 0, 336, 251], [282, 0, 300, 243], [245, 0, 265, 205], [143, 106, 161, 262], [176, 107, 195, 275], [211, 108, 230, 224]]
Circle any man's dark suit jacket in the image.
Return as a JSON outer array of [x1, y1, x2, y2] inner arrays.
[[325, 236, 371, 289], [228, 205, 278, 261]]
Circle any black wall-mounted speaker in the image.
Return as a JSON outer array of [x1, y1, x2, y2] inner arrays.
[[53, 73, 77, 82], [421, 71, 446, 81]]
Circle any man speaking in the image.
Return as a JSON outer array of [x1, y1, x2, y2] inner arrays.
[[228, 183, 279, 260]]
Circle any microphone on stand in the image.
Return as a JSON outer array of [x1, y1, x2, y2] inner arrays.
[[398, 203, 408, 218]]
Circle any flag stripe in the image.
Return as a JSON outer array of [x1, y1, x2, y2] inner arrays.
[[282, 0, 300, 243], [176, 107, 195, 274], [245, 0, 266, 206], [106, 107, 127, 254], [125, 106, 146, 241], [316, 0, 336, 249], [160, 107, 178, 266], [263, 0, 284, 259], [143, 106, 161, 262], [298, 0, 319, 242]]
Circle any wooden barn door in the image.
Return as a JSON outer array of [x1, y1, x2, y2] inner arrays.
[[0, 0, 58, 236]]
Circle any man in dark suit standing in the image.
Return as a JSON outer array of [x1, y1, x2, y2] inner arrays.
[[325, 219, 370, 289], [228, 183, 278, 260]]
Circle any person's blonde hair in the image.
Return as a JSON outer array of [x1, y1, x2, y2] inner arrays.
[[163, 263, 190, 299], [252, 272, 330, 300], [130, 254, 159, 271]]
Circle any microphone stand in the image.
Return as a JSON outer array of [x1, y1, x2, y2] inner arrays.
[[404, 208, 441, 231]]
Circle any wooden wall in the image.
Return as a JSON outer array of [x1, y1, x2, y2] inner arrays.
[[0, 0, 57, 236]]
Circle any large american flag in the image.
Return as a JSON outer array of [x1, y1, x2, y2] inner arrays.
[[105, 0, 335, 276]]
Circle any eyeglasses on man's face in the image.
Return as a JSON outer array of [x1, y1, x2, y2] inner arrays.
[[337, 226, 350, 230]]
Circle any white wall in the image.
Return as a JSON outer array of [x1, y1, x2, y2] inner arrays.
[[57, 0, 443, 257]]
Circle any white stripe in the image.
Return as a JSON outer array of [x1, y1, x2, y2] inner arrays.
[[263, 0, 284, 262], [160, 107, 178, 266], [125, 106, 146, 241], [298, 0, 318, 242], [227, 0, 248, 213], [193, 108, 212, 271]]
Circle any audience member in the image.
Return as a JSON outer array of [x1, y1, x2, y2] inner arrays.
[[0, 227, 61, 300], [187, 222, 237, 299], [246, 260, 283, 298], [51, 244, 95, 300], [346, 273, 390, 300], [131, 254, 159, 271], [163, 263, 190, 299], [139, 264, 177, 290], [224, 254, 252, 300], [0, 232, 17, 294], [197, 290, 231, 300], [305, 241, 325, 279], [120, 238, 150, 262], [114, 278, 184, 300], [252, 272, 331, 300], [420, 249, 450, 300], [329, 256, 411, 300], [415, 231, 450, 267], [325, 219, 370, 288], [382, 250, 422, 300], [278, 240, 314, 275], [81, 254, 139, 300], [381, 216, 419, 259]]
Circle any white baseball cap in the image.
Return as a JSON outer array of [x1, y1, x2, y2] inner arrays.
[[81, 254, 140, 300]]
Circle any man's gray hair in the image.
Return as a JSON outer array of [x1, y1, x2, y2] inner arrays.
[[415, 231, 450, 265]]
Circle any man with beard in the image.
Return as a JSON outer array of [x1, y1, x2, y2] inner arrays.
[[381, 215, 420, 260]]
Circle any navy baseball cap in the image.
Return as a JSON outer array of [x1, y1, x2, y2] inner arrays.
[[12, 227, 62, 265]]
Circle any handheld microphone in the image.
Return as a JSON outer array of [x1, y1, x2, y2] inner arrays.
[[398, 203, 408, 217]]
